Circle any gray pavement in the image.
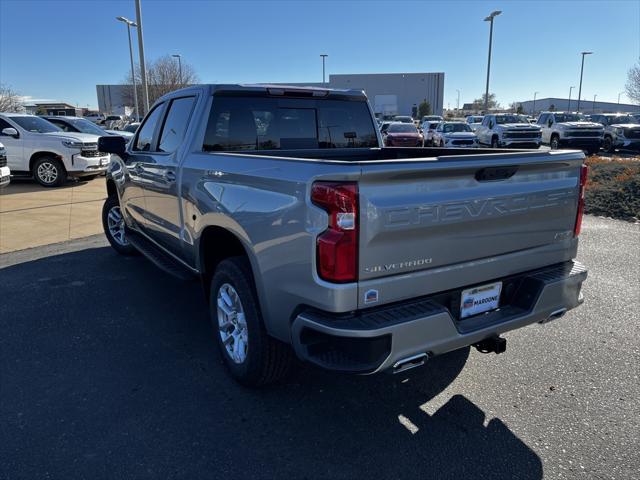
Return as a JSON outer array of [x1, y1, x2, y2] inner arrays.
[[0, 215, 638, 479]]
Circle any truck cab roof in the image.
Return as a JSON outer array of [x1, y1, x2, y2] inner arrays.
[[156, 84, 368, 105]]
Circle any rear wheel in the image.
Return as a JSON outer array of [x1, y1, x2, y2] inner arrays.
[[603, 136, 614, 153], [550, 135, 560, 150], [210, 257, 293, 386], [33, 157, 67, 187], [102, 195, 138, 255]]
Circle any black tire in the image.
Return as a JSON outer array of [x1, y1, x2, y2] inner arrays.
[[603, 136, 614, 153], [210, 257, 293, 386], [491, 136, 500, 148], [550, 134, 560, 150], [32, 157, 67, 187], [440, 139, 445, 147], [102, 195, 138, 255]]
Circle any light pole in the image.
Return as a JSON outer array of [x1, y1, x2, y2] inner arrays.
[[568, 86, 575, 111], [532, 91, 539, 115], [456, 89, 460, 110], [618, 92, 624, 105], [483, 10, 501, 113], [116, 16, 139, 121], [592, 94, 597, 112], [320, 54, 328, 86], [134, 0, 149, 114], [576, 51, 593, 112], [172, 54, 183, 86]]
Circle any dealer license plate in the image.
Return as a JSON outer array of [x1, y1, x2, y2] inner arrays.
[[460, 282, 502, 319]]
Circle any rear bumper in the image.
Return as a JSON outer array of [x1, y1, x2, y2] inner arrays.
[[292, 261, 587, 374]]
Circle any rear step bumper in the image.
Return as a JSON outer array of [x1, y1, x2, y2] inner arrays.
[[291, 261, 587, 374]]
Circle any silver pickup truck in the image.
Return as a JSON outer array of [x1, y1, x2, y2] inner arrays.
[[98, 84, 588, 386]]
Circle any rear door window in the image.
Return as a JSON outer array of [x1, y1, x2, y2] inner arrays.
[[158, 96, 196, 153], [202, 95, 377, 151]]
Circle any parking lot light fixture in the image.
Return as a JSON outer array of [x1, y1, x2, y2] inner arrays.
[[576, 51, 593, 112], [483, 10, 501, 113], [172, 54, 183, 86], [320, 54, 328, 86], [116, 16, 139, 121], [618, 92, 624, 105], [568, 86, 575, 111], [593, 94, 597, 112], [135, 0, 149, 114], [532, 91, 539, 115]]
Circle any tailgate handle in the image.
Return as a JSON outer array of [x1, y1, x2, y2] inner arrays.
[[475, 166, 518, 182]]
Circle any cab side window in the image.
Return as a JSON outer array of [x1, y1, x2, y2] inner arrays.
[[538, 114, 548, 125], [134, 103, 165, 152]]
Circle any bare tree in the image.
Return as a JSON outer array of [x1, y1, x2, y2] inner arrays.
[[625, 62, 640, 104], [121, 55, 199, 115], [0, 84, 23, 112]]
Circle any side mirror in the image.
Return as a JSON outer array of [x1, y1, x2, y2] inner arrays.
[[98, 135, 127, 157], [1, 127, 19, 138]]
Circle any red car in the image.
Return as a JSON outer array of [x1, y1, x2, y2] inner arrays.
[[383, 122, 424, 147]]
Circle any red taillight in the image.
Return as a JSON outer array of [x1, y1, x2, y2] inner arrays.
[[311, 182, 358, 283], [574, 164, 588, 236]]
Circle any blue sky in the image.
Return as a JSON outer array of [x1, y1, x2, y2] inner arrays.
[[1, 0, 638, 109]]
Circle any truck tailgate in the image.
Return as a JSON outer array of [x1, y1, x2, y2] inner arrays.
[[358, 151, 584, 288]]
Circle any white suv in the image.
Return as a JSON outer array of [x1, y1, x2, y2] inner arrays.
[[476, 113, 542, 148], [0, 113, 110, 187], [537, 111, 603, 155]]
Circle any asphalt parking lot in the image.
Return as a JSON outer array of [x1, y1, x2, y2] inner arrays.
[[0, 215, 638, 479]]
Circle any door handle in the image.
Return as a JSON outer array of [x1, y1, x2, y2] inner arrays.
[[165, 170, 176, 182]]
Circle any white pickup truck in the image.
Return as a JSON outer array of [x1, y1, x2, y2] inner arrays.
[[537, 112, 604, 155], [0, 113, 110, 187], [476, 114, 542, 149]]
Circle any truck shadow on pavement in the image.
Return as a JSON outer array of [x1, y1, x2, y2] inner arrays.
[[0, 245, 543, 479]]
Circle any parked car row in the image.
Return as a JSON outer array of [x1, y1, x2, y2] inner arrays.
[[381, 110, 639, 154]]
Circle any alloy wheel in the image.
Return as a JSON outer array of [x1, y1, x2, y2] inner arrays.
[[217, 283, 249, 364], [37, 162, 58, 184], [107, 205, 128, 246]]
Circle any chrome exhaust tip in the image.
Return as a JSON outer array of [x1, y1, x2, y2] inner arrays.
[[392, 353, 428, 374]]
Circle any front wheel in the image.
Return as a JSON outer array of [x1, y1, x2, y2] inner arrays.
[[210, 257, 293, 386], [102, 195, 138, 255], [491, 137, 500, 148], [603, 136, 614, 153], [33, 157, 67, 187], [550, 135, 560, 150]]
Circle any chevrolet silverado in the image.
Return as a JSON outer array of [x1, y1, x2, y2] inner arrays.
[[98, 84, 588, 386]]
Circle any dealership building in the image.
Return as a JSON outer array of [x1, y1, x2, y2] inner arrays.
[[518, 97, 640, 115], [96, 72, 445, 117]]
